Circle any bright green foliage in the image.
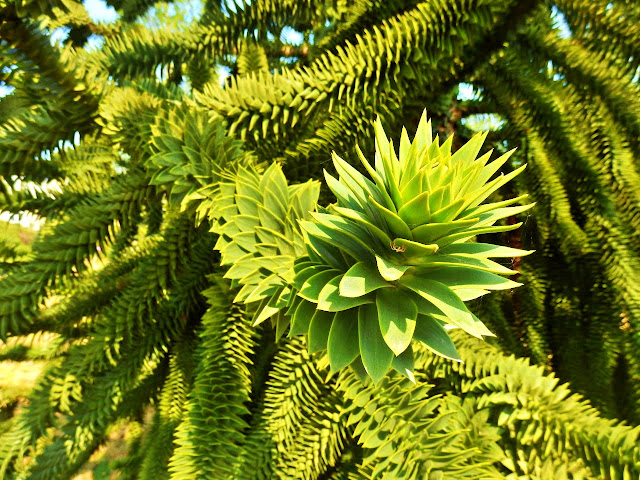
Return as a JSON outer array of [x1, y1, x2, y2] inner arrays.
[[1, 0, 640, 478], [206, 163, 320, 330], [147, 105, 252, 209], [237, 39, 270, 76], [291, 116, 532, 382], [202, 116, 530, 383]]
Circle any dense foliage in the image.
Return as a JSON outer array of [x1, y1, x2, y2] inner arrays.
[[1, 0, 640, 479]]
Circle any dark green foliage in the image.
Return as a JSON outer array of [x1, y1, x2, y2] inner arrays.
[[170, 284, 257, 478], [1, 0, 640, 478]]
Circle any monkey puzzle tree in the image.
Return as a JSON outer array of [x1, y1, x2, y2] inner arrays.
[[1, 0, 640, 479]]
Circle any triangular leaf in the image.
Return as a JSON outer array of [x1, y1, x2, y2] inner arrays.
[[340, 262, 391, 298], [423, 267, 522, 290], [414, 314, 461, 362], [299, 270, 342, 301], [391, 345, 416, 383], [308, 310, 335, 353], [392, 238, 438, 260], [400, 276, 492, 338], [290, 299, 317, 336], [376, 288, 417, 355], [439, 243, 534, 258], [411, 218, 479, 244], [317, 276, 375, 311], [397, 192, 431, 228], [376, 255, 411, 281], [327, 309, 360, 372], [358, 303, 394, 384]]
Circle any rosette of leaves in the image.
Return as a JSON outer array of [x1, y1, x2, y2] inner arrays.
[[287, 112, 534, 383]]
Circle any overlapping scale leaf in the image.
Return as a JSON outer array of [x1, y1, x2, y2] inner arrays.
[[293, 112, 533, 383], [209, 163, 321, 331], [146, 104, 252, 211]]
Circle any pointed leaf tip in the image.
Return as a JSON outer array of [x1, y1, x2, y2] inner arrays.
[[340, 262, 390, 297], [376, 255, 411, 281]]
